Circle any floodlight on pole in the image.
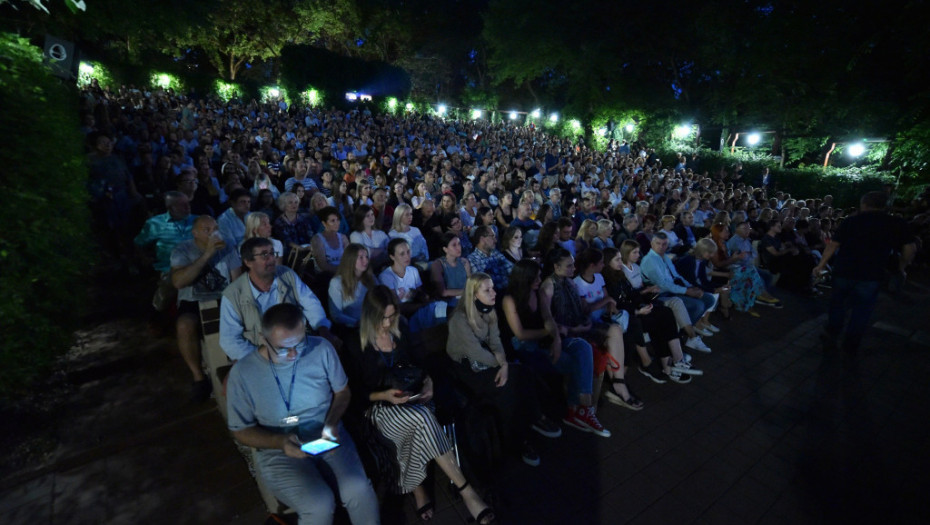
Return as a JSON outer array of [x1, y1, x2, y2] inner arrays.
[[674, 125, 692, 138], [848, 143, 866, 157], [747, 133, 761, 146], [437, 104, 447, 115], [531, 109, 541, 119], [509, 111, 518, 120], [549, 113, 559, 123], [472, 109, 483, 119]]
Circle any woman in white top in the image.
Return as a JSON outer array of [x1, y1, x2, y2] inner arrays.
[[378, 239, 447, 333], [328, 243, 375, 328], [310, 206, 350, 275], [389, 204, 429, 264], [350, 204, 389, 269], [355, 180, 374, 207], [411, 181, 431, 209]]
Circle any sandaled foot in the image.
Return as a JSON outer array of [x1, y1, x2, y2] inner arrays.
[[455, 481, 495, 524], [604, 378, 644, 411], [413, 486, 433, 521]]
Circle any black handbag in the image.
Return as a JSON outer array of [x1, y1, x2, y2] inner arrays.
[[389, 364, 425, 393]]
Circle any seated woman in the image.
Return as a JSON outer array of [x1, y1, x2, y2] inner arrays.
[[494, 191, 515, 229], [592, 219, 615, 250], [500, 226, 524, 266], [475, 206, 498, 238], [602, 247, 701, 383], [350, 205, 390, 269], [378, 239, 448, 333], [659, 215, 687, 256], [541, 248, 643, 417], [635, 214, 658, 255], [574, 219, 598, 255], [328, 243, 375, 329], [618, 240, 712, 353], [447, 273, 561, 466], [310, 206, 350, 276], [503, 260, 599, 434], [272, 191, 314, 261], [674, 238, 730, 328], [429, 232, 471, 307], [441, 214, 473, 259], [242, 211, 283, 265], [389, 204, 429, 265], [351, 286, 494, 524]]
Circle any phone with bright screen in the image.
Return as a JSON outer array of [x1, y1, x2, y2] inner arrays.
[[300, 438, 340, 455]]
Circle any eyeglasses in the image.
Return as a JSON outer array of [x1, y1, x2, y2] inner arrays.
[[266, 336, 308, 359], [251, 250, 276, 260]]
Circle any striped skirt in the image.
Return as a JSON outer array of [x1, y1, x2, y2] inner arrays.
[[367, 402, 451, 493]]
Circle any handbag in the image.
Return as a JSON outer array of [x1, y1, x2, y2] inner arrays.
[[389, 363, 425, 393]]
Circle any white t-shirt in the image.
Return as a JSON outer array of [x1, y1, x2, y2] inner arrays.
[[350, 229, 389, 251], [573, 274, 606, 305], [378, 266, 422, 303]]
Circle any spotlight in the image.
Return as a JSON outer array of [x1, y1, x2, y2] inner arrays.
[[509, 111, 518, 120], [437, 104, 447, 115], [472, 109, 483, 119], [848, 143, 866, 157], [405, 102, 414, 111], [674, 125, 691, 138], [570, 119, 581, 130], [549, 113, 558, 123], [747, 133, 761, 146], [531, 109, 541, 118], [625, 123, 634, 132]]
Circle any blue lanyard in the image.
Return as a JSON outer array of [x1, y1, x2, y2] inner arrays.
[[269, 353, 298, 413]]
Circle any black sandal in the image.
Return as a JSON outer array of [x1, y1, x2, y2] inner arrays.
[[455, 481, 496, 524], [416, 501, 434, 522], [605, 377, 644, 411]]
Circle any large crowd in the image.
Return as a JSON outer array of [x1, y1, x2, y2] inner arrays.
[[82, 81, 926, 524]]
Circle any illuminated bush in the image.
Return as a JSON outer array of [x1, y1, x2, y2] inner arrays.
[[214, 80, 243, 102], [149, 71, 184, 92], [300, 87, 323, 108], [260, 85, 290, 105], [77, 60, 115, 89]]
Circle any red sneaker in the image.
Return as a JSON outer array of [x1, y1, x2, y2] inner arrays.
[[575, 406, 611, 438]]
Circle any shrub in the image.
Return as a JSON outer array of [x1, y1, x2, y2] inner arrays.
[[0, 33, 93, 397]]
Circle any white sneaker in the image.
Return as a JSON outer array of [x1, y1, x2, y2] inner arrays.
[[685, 336, 712, 353], [671, 360, 704, 376], [694, 326, 713, 337], [705, 323, 721, 333]]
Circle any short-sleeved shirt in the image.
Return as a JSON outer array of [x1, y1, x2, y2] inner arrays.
[[134, 213, 196, 272], [832, 211, 913, 281], [573, 274, 606, 305], [169, 240, 236, 303], [379, 266, 422, 303], [226, 337, 347, 441]]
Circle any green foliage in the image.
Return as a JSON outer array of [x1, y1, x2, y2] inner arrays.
[[149, 71, 184, 92], [214, 80, 243, 102], [300, 87, 324, 108], [890, 120, 930, 182], [77, 60, 115, 89], [0, 33, 92, 397]]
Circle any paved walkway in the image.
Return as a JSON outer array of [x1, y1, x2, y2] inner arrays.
[[1, 273, 929, 524]]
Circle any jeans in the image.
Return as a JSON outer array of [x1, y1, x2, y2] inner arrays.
[[662, 292, 716, 324], [512, 337, 593, 405], [826, 276, 881, 352], [256, 425, 380, 525], [408, 301, 448, 333]]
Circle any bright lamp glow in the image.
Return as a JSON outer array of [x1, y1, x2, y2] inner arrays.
[[549, 113, 559, 123], [531, 109, 541, 118], [345, 92, 357, 101], [387, 97, 397, 109], [625, 124, 635, 132], [747, 133, 761, 146], [359, 94, 372, 102], [596, 127, 607, 137], [509, 111, 518, 120], [306, 89, 320, 106], [570, 119, 581, 130], [79, 62, 95, 75], [848, 143, 866, 157], [405, 102, 414, 111], [674, 125, 692, 138], [472, 109, 483, 119], [268, 88, 280, 98], [437, 104, 447, 115]]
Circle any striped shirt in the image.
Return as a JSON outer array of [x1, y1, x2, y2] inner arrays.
[[134, 213, 196, 272]]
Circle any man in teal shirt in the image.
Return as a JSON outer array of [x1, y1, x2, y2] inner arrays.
[[134, 191, 196, 310]]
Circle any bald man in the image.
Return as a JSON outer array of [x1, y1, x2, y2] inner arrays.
[[170, 216, 241, 401]]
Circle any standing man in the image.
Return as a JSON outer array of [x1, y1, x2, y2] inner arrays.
[[220, 237, 339, 361], [813, 191, 916, 354], [171, 216, 239, 401], [226, 303, 379, 523]]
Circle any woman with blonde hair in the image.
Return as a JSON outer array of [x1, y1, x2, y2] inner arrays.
[[574, 219, 599, 255], [351, 286, 495, 524], [674, 238, 731, 324], [447, 273, 561, 467], [328, 244, 376, 328], [389, 203, 429, 264], [592, 219, 615, 250], [242, 211, 283, 264]]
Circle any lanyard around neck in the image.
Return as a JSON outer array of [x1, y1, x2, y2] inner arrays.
[[268, 354, 298, 413]]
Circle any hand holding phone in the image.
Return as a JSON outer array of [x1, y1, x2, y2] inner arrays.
[[300, 438, 340, 456]]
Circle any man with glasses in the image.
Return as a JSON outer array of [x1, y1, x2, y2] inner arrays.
[[170, 216, 240, 401], [220, 237, 339, 362], [226, 303, 379, 523], [467, 225, 511, 291]]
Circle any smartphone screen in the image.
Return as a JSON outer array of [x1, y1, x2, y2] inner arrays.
[[300, 438, 340, 455]]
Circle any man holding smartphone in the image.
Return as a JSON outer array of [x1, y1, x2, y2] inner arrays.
[[226, 303, 379, 524]]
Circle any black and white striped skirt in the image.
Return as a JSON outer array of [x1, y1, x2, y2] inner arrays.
[[367, 402, 451, 493]]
